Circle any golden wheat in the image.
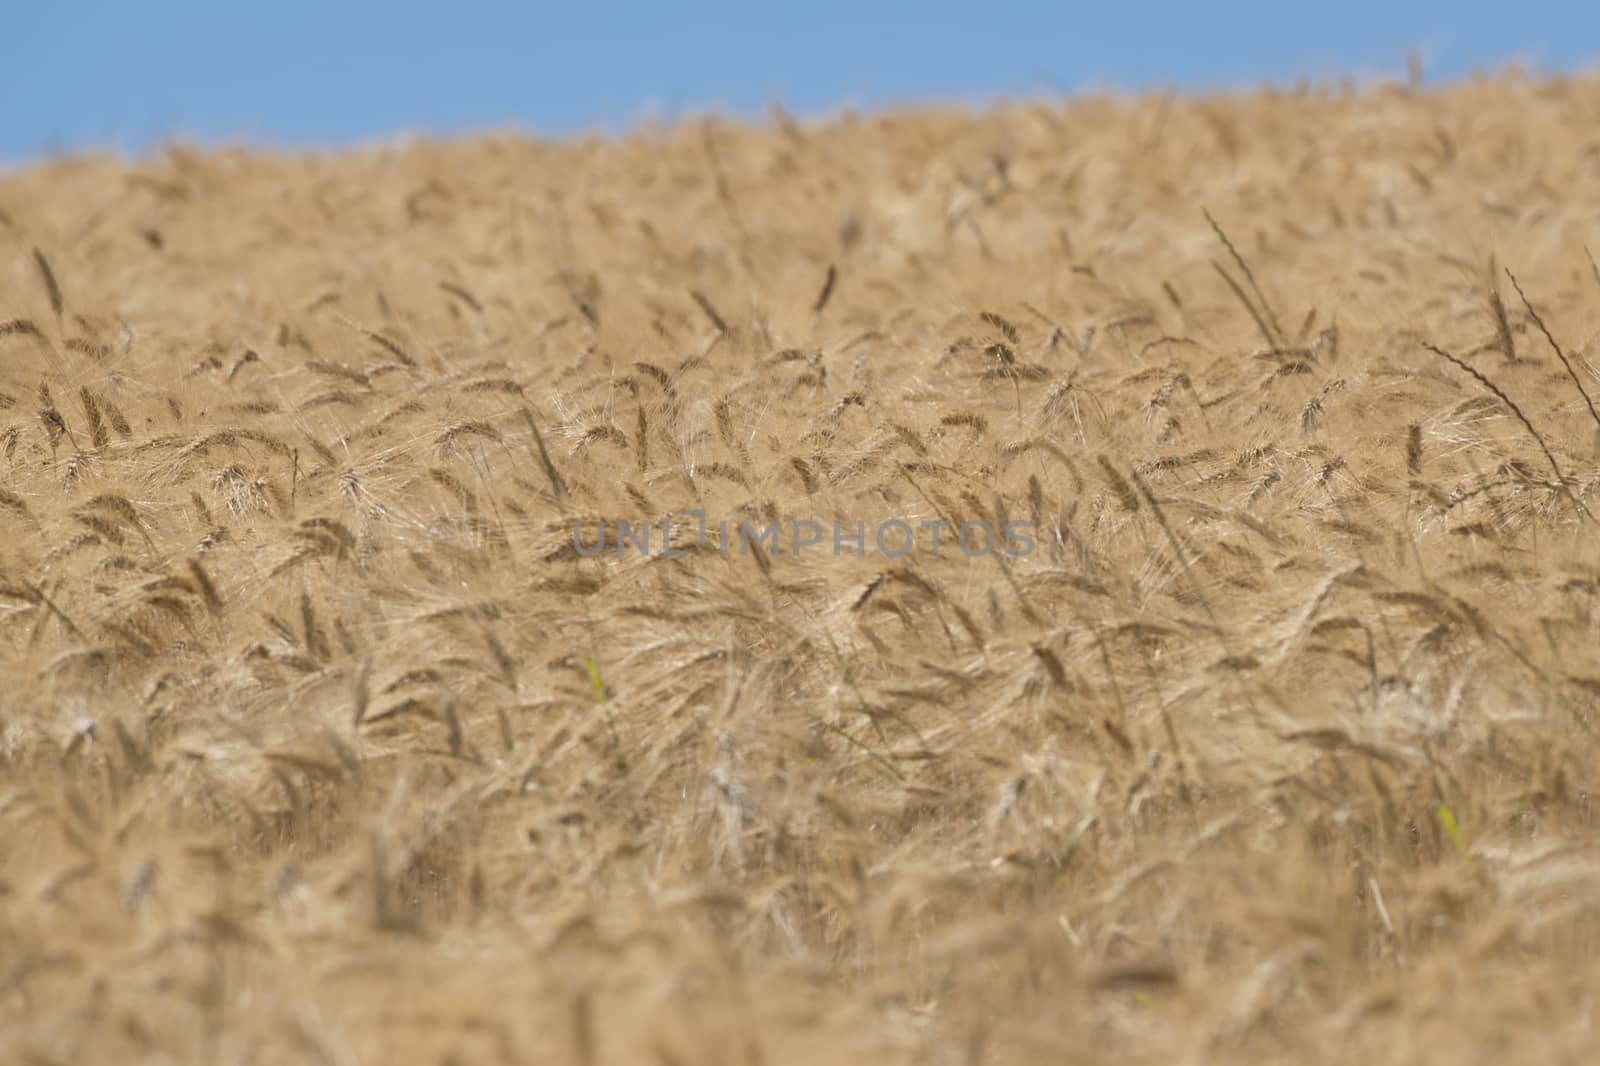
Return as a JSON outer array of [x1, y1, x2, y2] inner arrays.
[[1, 72, 1599, 1066]]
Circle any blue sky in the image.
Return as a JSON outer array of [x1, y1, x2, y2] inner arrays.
[[6, 1, 1599, 159]]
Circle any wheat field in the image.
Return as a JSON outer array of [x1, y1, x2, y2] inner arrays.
[[3, 72, 1600, 1064]]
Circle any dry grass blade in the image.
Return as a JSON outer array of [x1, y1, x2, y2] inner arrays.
[[1504, 268, 1600, 431], [1423, 341, 1594, 524], [188, 558, 224, 615], [814, 263, 837, 313], [1204, 208, 1282, 344], [1212, 261, 1277, 351], [32, 248, 64, 318], [523, 407, 567, 500], [690, 290, 728, 334]]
